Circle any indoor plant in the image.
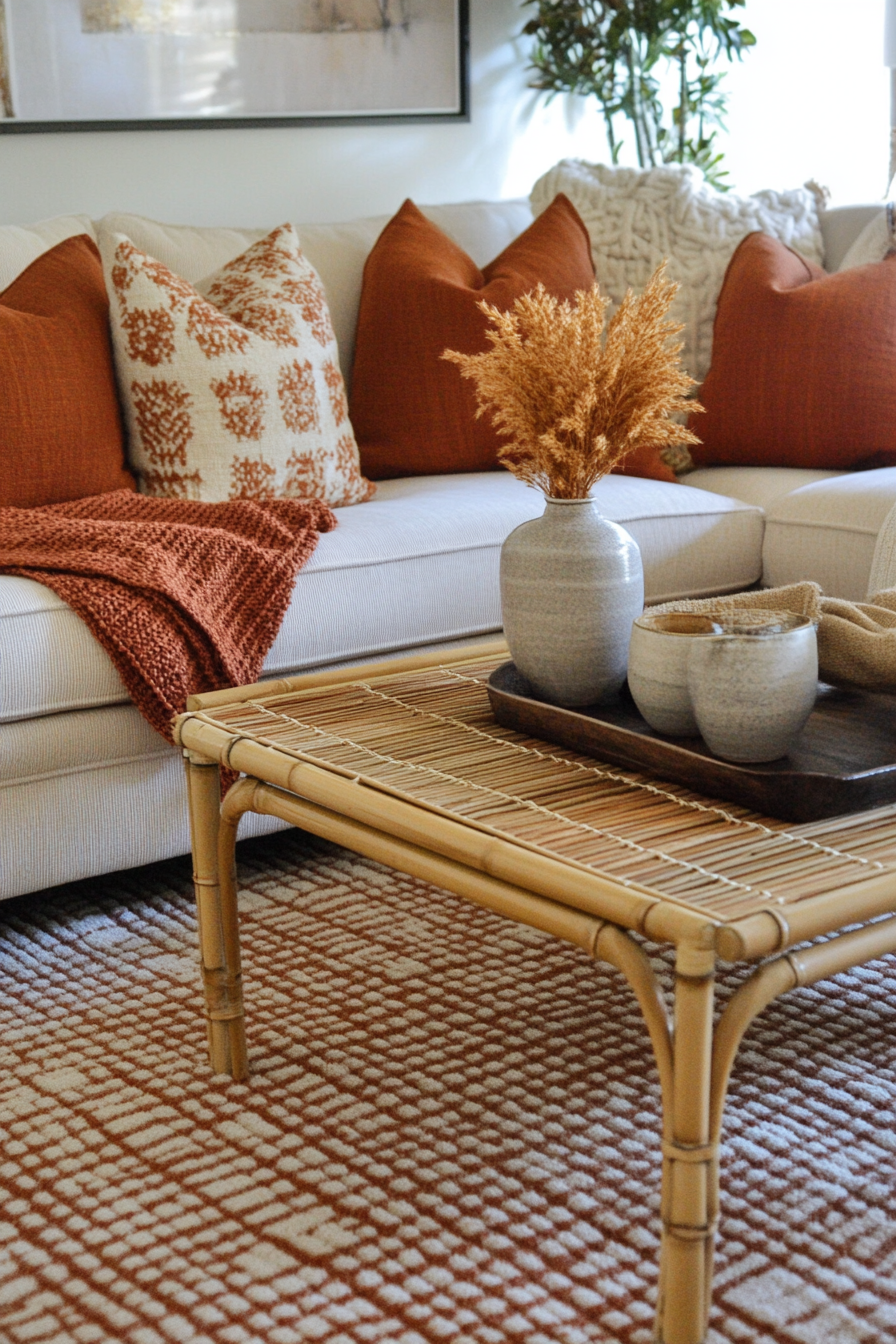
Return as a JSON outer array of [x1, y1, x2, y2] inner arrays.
[[522, 0, 756, 188], [444, 263, 701, 706]]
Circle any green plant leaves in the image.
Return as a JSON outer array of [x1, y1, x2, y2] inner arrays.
[[522, 0, 756, 189]]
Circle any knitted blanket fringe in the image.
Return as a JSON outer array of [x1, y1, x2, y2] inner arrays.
[[0, 490, 336, 742], [652, 581, 896, 691]]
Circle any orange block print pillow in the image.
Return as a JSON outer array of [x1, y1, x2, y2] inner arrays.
[[101, 224, 374, 505]]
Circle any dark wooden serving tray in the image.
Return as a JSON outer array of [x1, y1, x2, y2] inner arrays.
[[487, 662, 896, 822]]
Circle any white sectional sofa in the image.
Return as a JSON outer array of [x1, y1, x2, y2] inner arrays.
[[3, 198, 895, 901]]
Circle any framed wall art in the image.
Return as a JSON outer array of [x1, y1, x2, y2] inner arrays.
[[0, 1, 469, 131]]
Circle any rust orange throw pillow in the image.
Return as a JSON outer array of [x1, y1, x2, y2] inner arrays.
[[349, 196, 676, 483], [0, 235, 134, 508], [692, 231, 896, 470]]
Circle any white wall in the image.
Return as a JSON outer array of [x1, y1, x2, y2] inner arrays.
[[722, 0, 889, 205], [0, 0, 889, 227], [0, 0, 607, 227]]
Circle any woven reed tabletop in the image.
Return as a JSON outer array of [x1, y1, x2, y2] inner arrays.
[[188, 653, 896, 929]]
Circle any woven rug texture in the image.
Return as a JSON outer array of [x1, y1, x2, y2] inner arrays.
[[1, 830, 895, 1344]]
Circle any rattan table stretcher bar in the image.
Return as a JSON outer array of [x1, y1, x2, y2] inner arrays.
[[173, 644, 896, 1344]]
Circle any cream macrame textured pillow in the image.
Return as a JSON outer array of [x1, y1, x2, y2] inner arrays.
[[101, 224, 374, 505], [530, 161, 824, 384]]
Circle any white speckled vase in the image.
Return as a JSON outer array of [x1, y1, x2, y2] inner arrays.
[[500, 496, 644, 706]]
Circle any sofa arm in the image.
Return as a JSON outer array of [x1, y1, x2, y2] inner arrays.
[[868, 498, 896, 596]]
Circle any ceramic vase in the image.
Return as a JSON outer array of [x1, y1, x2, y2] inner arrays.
[[500, 496, 644, 706]]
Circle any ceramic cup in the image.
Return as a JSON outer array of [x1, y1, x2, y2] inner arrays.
[[687, 612, 819, 763], [628, 611, 725, 735]]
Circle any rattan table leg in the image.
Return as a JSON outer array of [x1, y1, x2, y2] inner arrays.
[[587, 925, 716, 1342], [184, 754, 248, 1080], [656, 945, 717, 1344]]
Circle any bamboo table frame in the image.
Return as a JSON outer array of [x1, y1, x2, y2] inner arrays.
[[173, 644, 896, 1344]]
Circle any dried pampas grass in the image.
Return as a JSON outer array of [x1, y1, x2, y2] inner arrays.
[[443, 263, 702, 499]]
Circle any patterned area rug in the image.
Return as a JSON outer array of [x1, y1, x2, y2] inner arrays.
[[1, 829, 895, 1344]]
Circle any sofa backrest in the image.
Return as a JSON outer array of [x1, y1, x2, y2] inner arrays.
[[0, 214, 96, 293], [0, 198, 880, 385], [95, 200, 534, 385], [819, 204, 884, 272]]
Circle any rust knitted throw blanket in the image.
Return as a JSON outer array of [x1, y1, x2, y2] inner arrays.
[[0, 490, 336, 741]]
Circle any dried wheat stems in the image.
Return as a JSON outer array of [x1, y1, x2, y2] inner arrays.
[[443, 265, 703, 498]]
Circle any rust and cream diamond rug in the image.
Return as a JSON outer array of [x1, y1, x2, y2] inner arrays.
[[1, 829, 895, 1344]]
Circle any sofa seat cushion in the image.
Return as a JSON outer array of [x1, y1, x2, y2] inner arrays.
[[684, 466, 847, 513], [0, 702, 296, 900], [761, 467, 896, 600], [0, 471, 763, 725], [0, 701, 170, 789]]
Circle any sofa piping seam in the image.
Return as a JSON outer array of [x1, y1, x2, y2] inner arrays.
[[765, 518, 881, 536], [305, 511, 763, 573], [0, 748, 176, 790]]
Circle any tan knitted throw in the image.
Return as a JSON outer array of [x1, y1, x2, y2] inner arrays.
[[0, 490, 336, 741], [653, 581, 896, 691]]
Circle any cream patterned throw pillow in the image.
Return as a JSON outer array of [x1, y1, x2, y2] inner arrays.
[[530, 161, 824, 384], [101, 224, 374, 505]]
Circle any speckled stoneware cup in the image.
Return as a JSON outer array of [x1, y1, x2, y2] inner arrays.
[[687, 612, 819, 763], [628, 611, 725, 736]]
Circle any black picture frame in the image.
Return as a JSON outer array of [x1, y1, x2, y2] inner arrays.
[[0, 0, 469, 133]]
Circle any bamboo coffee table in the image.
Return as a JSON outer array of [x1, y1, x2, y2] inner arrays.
[[174, 645, 896, 1344]]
